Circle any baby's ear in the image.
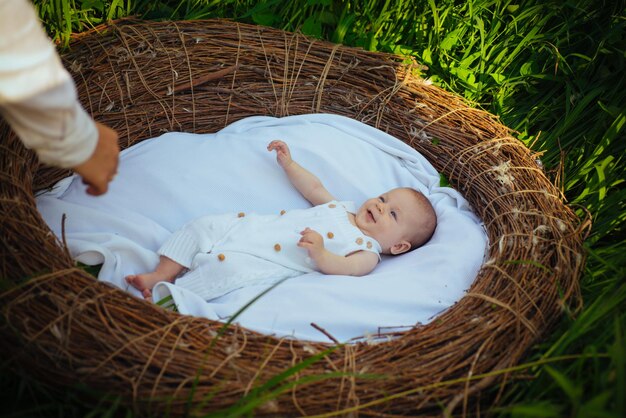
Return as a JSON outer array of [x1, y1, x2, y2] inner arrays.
[[390, 240, 411, 255]]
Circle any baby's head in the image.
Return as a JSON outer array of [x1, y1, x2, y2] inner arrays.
[[355, 187, 437, 255]]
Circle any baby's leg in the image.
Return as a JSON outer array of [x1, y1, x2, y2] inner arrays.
[[125, 255, 184, 292]]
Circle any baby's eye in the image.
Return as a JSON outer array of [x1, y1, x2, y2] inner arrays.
[[379, 196, 385, 202], [391, 211, 397, 220]]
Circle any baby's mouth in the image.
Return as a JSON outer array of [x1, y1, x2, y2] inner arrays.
[[367, 210, 375, 223]]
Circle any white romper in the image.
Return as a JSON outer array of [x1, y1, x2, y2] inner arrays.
[[158, 201, 382, 300]]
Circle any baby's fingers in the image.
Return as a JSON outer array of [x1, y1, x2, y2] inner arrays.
[[298, 232, 312, 242], [297, 238, 311, 247], [267, 140, 285, 151]]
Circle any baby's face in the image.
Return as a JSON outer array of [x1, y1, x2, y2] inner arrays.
[[355, 188, 426, 254]]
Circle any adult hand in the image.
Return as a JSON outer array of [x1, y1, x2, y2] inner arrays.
[[72, 122, 120, 196]]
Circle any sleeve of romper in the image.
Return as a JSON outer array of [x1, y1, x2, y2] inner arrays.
[[0, 0, 98, 168]]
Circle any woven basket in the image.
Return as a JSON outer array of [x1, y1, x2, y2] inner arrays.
[[0, 19, 588, 416]]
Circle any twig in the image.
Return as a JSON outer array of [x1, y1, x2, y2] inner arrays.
[[310, 323, 340, 345]]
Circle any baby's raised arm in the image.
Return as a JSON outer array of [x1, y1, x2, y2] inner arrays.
[[267, 140, 335, 206]]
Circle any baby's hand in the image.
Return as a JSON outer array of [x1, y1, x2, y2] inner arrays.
[[298, 227, 325, 260], [267, 140, 293, 168]]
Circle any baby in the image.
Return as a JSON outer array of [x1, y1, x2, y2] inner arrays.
[[126, 140, 437, 300]]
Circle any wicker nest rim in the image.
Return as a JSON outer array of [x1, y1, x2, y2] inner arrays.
[[0, 19, 588, 416]]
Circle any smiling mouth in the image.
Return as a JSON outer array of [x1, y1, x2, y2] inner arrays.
[[367, 210, 375, 223]]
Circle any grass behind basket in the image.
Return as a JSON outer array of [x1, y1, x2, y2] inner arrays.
[[3, 0, 624, 417]]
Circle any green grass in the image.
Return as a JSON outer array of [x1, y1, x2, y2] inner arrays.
[[3, 0, 624, 416]]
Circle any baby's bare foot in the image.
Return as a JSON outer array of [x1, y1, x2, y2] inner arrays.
[[125, 272, 164, 292]]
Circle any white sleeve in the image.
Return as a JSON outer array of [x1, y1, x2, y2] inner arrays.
[[0, 0, 97, 168]]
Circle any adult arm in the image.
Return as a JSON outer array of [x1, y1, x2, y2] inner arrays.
[[0, 0, 119, 195]]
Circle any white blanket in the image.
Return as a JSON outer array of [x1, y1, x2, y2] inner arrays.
[[36, 114, 487, 342]]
